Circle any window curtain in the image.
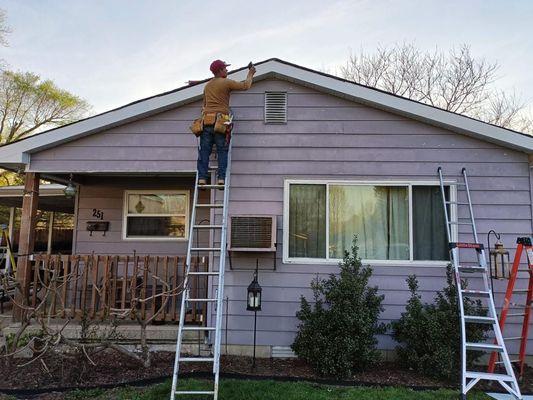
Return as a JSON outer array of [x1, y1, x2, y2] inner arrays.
[[329, 185, 409, 260], [289, 184, 326, 258], [412, 186, 449, 261]]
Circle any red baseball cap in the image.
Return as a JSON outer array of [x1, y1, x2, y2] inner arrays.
[[210, 60, 230, 74]]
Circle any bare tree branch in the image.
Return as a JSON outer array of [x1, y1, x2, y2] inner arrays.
[[339, 43, 532, 134]]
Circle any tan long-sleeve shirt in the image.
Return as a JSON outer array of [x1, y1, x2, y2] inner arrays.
[[203, 76, 253, 115]]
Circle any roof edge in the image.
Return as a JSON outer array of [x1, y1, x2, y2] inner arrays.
[[0, 57, 531, 164]]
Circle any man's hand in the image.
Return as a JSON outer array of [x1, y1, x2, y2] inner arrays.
[[248, 63, 256, 76]]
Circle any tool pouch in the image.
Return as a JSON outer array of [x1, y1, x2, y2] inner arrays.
[[189, 118, 203, 137], [214, 113, 229, 134]]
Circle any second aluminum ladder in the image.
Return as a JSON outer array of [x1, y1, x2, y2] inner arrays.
[[438, 167, 521, 399]]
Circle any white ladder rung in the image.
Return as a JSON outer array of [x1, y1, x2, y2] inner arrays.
[[174, 390, 215, 395], [449, 221, 473, 225], [465, 342, 503, 352], [188, 271, 220, 276], [458, 266, 486, 273], [461, 289, 491, 298], [446, 201, 470, 205], [504, 336, 523, 341], [465, 371, 515, 381], [464, 315, 495, 324], [198, 184, 225, 189], [196, 203, 224, 208], [182, 326, 216, 331], [193, 225, 223, 229], [187, 298, 218, 302], [190, 247, 221, 252], [179, 357, 215, 362]]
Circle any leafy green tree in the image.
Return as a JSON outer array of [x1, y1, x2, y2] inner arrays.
[[0, 70, 90, 144], [0, 71, 90, 184]]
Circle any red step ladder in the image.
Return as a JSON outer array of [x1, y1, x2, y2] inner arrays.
[[488, 237, 533, 378]]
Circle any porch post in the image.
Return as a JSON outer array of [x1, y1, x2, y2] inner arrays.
[[47, 211, 54, 254], [14, 172, 40, 320]]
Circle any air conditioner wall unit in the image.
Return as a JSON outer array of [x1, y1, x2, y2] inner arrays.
[[228, 215, 277, 252]]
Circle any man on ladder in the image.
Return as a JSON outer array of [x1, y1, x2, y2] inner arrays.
[[194, 60, 256, 186], [171, 61, 255, 399]]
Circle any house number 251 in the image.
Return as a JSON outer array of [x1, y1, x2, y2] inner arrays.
[[92, 209, 104, 220]]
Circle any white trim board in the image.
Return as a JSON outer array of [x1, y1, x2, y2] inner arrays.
[[0, 58, 531, 167]]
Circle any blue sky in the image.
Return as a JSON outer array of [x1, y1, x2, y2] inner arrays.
[[1, 0, 532, 113]]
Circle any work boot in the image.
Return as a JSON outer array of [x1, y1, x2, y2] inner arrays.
[[217, 178, 225, 187], [198, 178, 207, 186]]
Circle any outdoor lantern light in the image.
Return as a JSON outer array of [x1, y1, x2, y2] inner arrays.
[[247, 263, 262, 370], [247, 272, 262, 311], [490, 240, 510, 280], [63, 174, 76, 199]]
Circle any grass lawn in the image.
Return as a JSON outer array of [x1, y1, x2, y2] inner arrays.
[[64, 378, 493, 400]]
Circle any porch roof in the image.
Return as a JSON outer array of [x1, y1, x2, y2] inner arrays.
[[0, 184, 74, 213]]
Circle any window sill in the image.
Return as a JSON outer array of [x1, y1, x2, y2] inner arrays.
[[282, 258, 450, 268], [122, 237, 188, 242]]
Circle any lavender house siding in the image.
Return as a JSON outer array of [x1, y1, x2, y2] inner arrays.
[[29, 79, 533, 354], [28, 103, 203, 173]]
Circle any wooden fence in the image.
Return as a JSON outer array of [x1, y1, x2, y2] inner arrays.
[[29, 254, 208, 323]]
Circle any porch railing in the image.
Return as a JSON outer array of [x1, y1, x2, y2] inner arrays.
[[29, 254, 208, 323]]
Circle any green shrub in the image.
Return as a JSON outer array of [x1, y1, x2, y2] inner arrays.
[[391, 266, 489, 380], [291, 237, 386, 378]]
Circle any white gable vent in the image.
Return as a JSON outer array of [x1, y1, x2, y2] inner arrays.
[[228, 215, 277, 252], [264, 92, 287, 124]]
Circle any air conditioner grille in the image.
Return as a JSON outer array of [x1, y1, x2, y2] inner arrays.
[[230, 216, 275, 251], [264, 92, 287, 124]]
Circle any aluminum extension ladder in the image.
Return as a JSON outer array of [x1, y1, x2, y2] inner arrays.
[[438, 167, 522, 399], [170, 136, 233, 399], [488, 237, 533, 379]]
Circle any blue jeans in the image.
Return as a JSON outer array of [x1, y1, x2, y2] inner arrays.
[[197, 125, 228, 180]]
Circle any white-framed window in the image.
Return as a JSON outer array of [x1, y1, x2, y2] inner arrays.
[[122, 190, 190, 241], [283, 180, 457, 265]]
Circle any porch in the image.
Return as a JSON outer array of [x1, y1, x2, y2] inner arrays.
[[2, 254, 208, 324], [1, 171, 211, 326]]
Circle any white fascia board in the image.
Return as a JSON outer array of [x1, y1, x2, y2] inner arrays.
[[264, 61, 533, 153]]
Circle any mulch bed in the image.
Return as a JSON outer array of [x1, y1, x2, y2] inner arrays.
[[0, 350, 531, 398]]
